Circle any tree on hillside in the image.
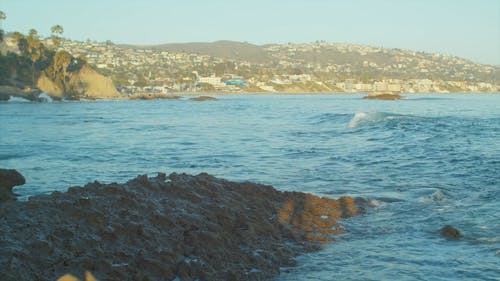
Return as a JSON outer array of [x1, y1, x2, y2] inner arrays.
[[50, 50, 73, 92], [0, 42, 33, 86], [51, 25, 64, 47], [27, 29, 45, 87], [13, 29, 50, 88], [0, 11, 5, 43]]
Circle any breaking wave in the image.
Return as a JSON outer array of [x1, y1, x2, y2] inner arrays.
[[38, 93, 53, 102], [348, 111, 409, 128], [420, 190, 450, 203], [7, 96, 30, 103]]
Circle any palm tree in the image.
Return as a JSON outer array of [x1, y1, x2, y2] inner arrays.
[[0, 11, 6, 43], [14, 29, 47, 88], [52, 50, 73, 92], [51, 25, 64, 47]]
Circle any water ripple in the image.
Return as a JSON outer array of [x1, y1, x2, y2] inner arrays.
[[1, 94, 499, 280]]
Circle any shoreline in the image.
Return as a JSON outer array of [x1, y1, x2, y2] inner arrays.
[[0, 171, 366, 280], [2, 91, 500, 103]]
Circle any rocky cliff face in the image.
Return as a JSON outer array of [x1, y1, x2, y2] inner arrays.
[[37, 74, 64, 98], [0, 172, 366, 281], [37, 65, 121, 100]]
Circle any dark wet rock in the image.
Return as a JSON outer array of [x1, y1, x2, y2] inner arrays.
[[0, 172, 366, 281], [0, 86, 42, 102], [441, 225, 463, 239], [189, 95, 217, 101], [0, 169, 26, 202], [128, 93, 182, 100], [363, 92, 403, 100]]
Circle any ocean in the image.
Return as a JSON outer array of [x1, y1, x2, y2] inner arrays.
[[1, 94, 499, 280]]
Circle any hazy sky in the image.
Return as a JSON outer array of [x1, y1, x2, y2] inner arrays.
[[1, 0, 499, 65]]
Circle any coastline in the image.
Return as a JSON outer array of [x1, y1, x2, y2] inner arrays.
[[2, 91, 500, 103], [0, 171, 366, 280]]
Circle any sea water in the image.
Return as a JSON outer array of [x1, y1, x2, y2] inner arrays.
[[1, 94, 499, 280]]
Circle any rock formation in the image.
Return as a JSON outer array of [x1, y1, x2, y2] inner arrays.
[[66, 65, 121, 99], [363, 92, 403, 100], [189, 95, 217, 101], [37, 73, 65, 98], [0, 171, 366, 281], [441, 225, 463, 239], [0, 169, 26, 202], [0, 85, 41, 101], [37, 65, 121, 100]]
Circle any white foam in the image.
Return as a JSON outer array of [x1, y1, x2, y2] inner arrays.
[[348, 111, 389, 128], [368, 199, 381, 207], [38, 93, 53, 102], [348, 112, 368, 128], [7, 96, 30, 102], [420, 190, 449, 203], [477, 237, 500, 243]]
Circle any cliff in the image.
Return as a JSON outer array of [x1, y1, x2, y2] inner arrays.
[[0, 171, 366, 281], [37, 74, 64, 98], [37, 65, 121, 100]]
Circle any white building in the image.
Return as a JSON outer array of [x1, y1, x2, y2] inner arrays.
[[198, 75, 226, 88]]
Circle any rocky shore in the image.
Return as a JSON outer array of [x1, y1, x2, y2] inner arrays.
[[0, 85, 43, 102], [0, 170, 366, 281]]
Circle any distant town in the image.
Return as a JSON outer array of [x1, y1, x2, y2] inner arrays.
[[4, 36, 498, 95]]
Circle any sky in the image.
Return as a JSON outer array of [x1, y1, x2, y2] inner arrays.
[[1, 0, 499, 65]]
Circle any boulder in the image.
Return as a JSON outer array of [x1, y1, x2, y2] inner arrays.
[[0, 169, 26, 202], [189, 95, 217, 101], [363, 92, 403, 100], [441, 225, 463, 239]]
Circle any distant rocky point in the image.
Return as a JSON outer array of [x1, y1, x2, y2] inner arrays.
[[0, 170, 366, 280], [363, 92, 403, 100], [1, 65, 121, 101], [37, 64, 121, 100]]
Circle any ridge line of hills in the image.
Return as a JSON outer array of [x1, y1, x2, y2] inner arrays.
[[119, 40, 495, 68], [2, 35, 499, 95]]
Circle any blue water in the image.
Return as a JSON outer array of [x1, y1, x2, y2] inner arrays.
[[1, 94, 499, 280]]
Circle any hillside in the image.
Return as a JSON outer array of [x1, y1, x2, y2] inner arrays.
[[0, 34, 121, 100], [50, 38, 500, 94], [122, 40, 270, 64], [118, 40, 498, 83]]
